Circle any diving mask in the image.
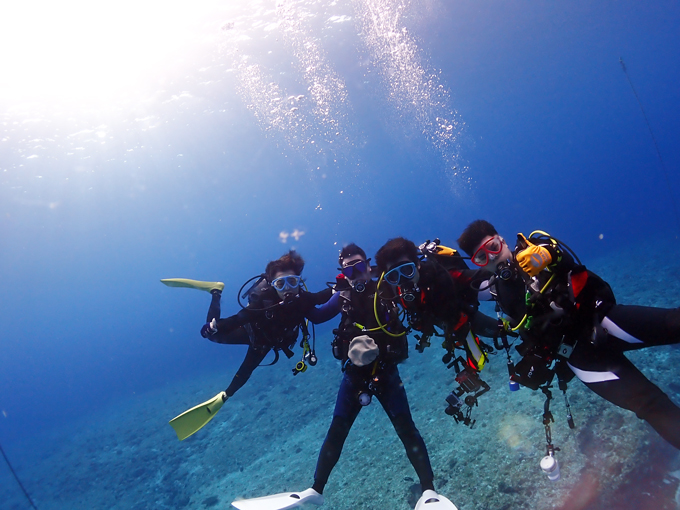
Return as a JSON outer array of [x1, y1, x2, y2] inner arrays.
[[384, 262, 417, 285], [341, 259, 369, 280], [472, 236, 503, 267], [271, 275, 302, 292]]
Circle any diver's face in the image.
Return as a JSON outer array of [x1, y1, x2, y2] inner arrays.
[[341, 254, 371, 283], [471, 235, 513, 273], [271, 269, 301, 301]]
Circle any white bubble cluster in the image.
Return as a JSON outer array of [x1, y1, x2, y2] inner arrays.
[[221, 0, 352, 169], [353, 0, 470, 194], [218, 0, 470, 195]]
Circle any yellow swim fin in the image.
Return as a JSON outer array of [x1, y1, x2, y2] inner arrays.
[[160, 278, 225, 293], [169, 392, 228, 441]]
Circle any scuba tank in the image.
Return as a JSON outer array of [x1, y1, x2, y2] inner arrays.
[[245, 277, 272, 307], [238, 274, 275, 311]]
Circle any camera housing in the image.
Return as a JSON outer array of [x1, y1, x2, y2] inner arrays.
[[444, 367, 490, 427]]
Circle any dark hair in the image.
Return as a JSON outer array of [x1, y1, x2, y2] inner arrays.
[[457, 220, 498, 256], [338, 243, 367, 266], [265, 250, 305, 281], [375, 237, 419, 273]]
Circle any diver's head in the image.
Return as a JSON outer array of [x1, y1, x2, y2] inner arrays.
[[375, 237, 421, 301], [266, 250, 305, 301], [338, 243, 371, 292], [458, 220, 512, 273]]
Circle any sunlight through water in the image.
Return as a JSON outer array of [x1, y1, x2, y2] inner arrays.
[[0, 0, 228, 108]]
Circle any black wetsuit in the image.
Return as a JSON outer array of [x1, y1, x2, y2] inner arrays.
[[204, 286, 331, 397], [311, 278, 435, 494], [399, 259, 498, 356], [491, 238, 680, 449]]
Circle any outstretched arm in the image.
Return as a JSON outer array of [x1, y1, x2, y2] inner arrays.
[[306, 292, 342, 324], [311, 287, 333, 305], [205, 324, 252, 346], [201, 308, 252, 340]]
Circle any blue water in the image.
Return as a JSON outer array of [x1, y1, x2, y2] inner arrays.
[[1, 1, 679, 508]]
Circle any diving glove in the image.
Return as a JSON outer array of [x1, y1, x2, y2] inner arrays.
[[201, 318, 218, 338], [516, 234, 552, 277]]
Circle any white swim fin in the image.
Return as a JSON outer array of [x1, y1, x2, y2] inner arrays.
[[414, 490, 458, 510], [231, 488, 324, 510]]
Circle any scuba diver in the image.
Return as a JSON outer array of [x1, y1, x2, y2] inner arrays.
[[456, 220, 680, 454], [231, 244, 457, 510], [374, 237, 500, 427], [162, 250, 332, 441]]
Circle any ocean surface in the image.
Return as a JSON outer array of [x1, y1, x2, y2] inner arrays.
[[1, 1, 679, 509]]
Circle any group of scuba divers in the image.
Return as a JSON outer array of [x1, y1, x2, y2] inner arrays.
[[161, 220, 680, 510]]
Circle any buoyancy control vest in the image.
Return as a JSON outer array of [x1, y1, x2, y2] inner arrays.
[[494, 232, 616, 389], [331, 276, 408, 365], [241, 284, 314, 357], [403, 258, 471, 344]]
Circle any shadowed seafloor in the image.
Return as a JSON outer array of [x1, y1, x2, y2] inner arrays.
[[2, 239, 680, 510]]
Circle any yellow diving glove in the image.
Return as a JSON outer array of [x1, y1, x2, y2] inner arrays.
[[516, 233, 552, 276]]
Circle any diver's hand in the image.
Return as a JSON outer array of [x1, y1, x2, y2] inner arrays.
[[516, 234, 552, 277], [201, 318, 218, 338]]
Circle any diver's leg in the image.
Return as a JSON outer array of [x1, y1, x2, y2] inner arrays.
[[207, 289, 222, 322], [602, 305, 680, 349], [312, 373, 362, 494], [224, 346, 269, 398], [375, 365, 435, 491], [568, 346, 680, 449]]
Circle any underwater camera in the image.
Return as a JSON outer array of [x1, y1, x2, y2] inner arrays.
[[444, 367, 490, 427]]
